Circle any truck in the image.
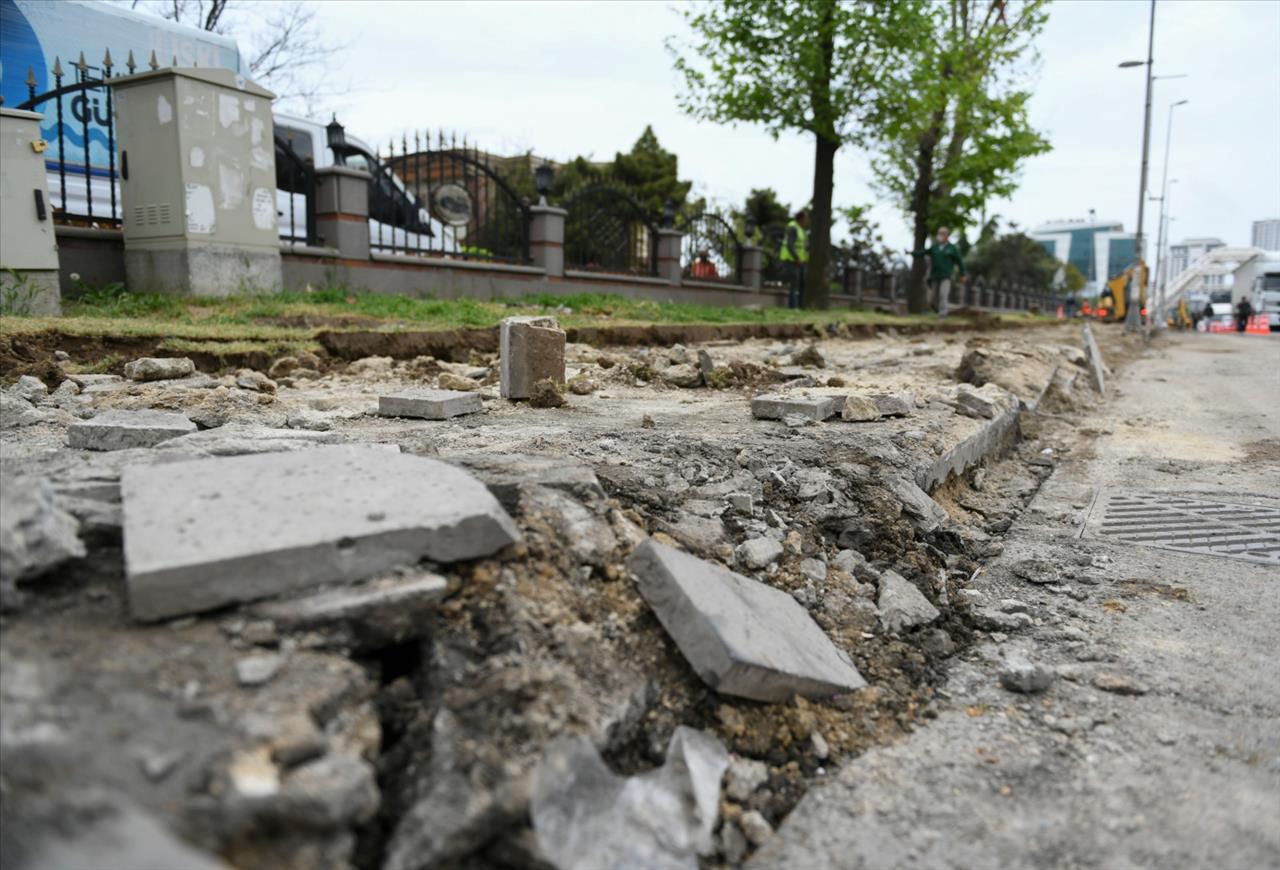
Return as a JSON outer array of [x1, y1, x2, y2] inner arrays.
[[1240, 255, 1280, 332], [0, 0, 450, 250]]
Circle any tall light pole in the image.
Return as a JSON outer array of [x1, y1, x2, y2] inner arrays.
[[1119, 0, 1157, 331], [1152, 98, 1188, 326]]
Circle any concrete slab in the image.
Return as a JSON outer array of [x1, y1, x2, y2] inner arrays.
[[750, 394, 842, 422], [123, 357, 195, 382], [121, 445, 520, 621], [378, 390, 482, 420], [67, 409, 197, 451], [627, 539, 866, 701], [1082, 324, 1106, 394], [500, 316, 566, 400]]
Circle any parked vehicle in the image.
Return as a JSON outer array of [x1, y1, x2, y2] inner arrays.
[[0, 0, 445, 249], [1243, 256, 1280, 332]]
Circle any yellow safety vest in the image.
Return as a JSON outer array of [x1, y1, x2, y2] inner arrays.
[[779, 220, 808, 263]]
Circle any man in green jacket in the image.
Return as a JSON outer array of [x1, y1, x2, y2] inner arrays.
[[912, 227, 966, 317]]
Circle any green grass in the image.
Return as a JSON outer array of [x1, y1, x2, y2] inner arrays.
[[1, 286, 1054, 348]]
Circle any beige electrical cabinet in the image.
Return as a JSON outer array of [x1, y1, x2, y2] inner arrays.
[[111, 67, 282, 296], [0, 107, 62, 314]]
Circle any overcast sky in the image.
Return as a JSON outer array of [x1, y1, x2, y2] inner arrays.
[[306, 0, 1279, 250]]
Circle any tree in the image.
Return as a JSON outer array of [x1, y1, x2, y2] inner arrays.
[[737, 187, 791, 252], [612, 126, 693, 217], [868, 0, 1051, 313], [670, 0, 921, 309], [835, 204, 892, 271], [965, 232, 1059, 291], [126, 0, 344, 113]]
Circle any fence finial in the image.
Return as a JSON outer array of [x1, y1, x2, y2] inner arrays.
[[148, 49, 159, 70], [126, 49, 137, 74], [51, 57, 64, 79], [25, 65, 37, 89], [75, 51, 89, 76], [103, 48, 113, 73]]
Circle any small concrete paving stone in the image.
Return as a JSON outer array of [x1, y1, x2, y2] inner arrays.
[[750, 394, 843, 422], [378, 389, 483, 420], [121, 445, 520, 621], [67, 409, 197, 451], [500, 316, 566, 400], [627, 539, 866, 702]]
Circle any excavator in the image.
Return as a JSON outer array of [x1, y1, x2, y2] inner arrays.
[[1095, 262, 1149, 323]]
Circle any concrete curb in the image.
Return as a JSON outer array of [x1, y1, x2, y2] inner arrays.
[[916, 395, 1022, 493]]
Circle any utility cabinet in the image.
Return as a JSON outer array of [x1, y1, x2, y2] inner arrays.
[[0, 107, 61, 313], [111, 67, 281, 296]]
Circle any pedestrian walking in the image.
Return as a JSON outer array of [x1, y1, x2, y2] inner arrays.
[[1235, 297, 1253, 333], [1200, 301, 1215, 331], [911, 227, 966, 317], [779, 210, 809, 309]]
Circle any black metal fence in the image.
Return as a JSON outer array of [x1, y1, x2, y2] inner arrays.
[[275, 131, 317, 246], [16, 51, 129, 228], [677, 211, 742, 284], [383, 133, 531, 263], [563, 184, 658, 276]]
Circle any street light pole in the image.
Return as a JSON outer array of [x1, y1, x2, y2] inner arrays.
[[1152, 98, 1188, 327], [1125, 0, 1157, 332]]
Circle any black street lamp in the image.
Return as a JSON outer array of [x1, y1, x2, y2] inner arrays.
[[533, 162, 554, 205], [326, 114, 346, 165]]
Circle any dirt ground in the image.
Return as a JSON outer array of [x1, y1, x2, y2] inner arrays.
[[0, 320, 1144, 869]]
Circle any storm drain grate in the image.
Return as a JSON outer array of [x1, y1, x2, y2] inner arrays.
[[1098, 492, 1280, 565]]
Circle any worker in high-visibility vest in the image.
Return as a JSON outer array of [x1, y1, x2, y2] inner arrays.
[[778, 209, 809, 309]]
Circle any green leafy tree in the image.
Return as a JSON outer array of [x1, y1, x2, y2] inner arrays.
[[671, 0, 922, 308], [965, 232, 1059, 291], [835, 204, 892, 270], [868, 0, 1051, 313], [612, 126, 694, 216], [1063, 262, 1086, 293], [736, 187, 792, 253]]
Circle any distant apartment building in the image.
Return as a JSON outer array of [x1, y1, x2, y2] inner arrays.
[[1168, 237, 1226, 280], [1252, 218, 1280, 251], [1030, 218, 1129, 292]]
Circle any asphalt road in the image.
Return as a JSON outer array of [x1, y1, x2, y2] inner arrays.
[[750, 331, 1280, 870]]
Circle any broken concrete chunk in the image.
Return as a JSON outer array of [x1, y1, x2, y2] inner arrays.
[[697, 350, 715, 381], [1, 475, 86, 608], [14, 375, 48, 401], [532, 726, 729, 870], [500, 316, 566, 400], [235, 370, 277, 393], [876, 570, 940, 634], [628, 539, 866, 701], [67, 409, 197, 451], [67, 373, 124, 389], [378, 389, 482, 420], [661, 363, 703, 388], [954, 385, 999, 419], [750, 394, 841, 422], [452, 452, 606, 512], [1, 393, 43, 427], [725, 756, 769, 802], [790, 345, 825, 368], [155, 424, 347, 457], [121, 445, 520, 621], [999, 656, 1054, 693], [841, 395, 880, 422], [236, 653, 284, 687], [873, 392, 915, 418], [889, 478, 949, 533], [438, 372, 481, 392], [123, 356, 195, 382], [252, 570, 447, 652], [735, 537, 783, 571], [529, 378, 566, 408]]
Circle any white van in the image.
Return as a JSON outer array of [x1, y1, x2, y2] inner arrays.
[[1, 0, 449, 251]]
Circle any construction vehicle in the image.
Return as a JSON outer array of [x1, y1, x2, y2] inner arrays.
[[1097, 262, 1149, 323]]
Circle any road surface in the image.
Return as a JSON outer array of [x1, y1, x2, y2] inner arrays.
[[751, 331, 1280, 869]]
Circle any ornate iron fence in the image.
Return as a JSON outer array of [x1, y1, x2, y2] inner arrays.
[[275, 131, 317, 246], [384, 133, 531, 263], [562, 184, 658, 277], [677, 211, 742, 284], [16, 51, 129, 228]]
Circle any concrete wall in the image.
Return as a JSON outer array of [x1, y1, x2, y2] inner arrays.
[[55, 228, 126, 297]]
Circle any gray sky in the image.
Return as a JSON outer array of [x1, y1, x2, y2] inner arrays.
[[311, 0, 1280, 251]]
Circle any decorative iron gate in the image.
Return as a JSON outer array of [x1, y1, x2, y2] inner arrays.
[[384, 134, 531, 263], [17, 51, 127, 228], [677, 211, 742, 284], [275, 131, 317, 247], [562, 184, 658, 276]]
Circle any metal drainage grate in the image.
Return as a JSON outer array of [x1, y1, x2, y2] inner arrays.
[[1098, 492, 1280, 566]]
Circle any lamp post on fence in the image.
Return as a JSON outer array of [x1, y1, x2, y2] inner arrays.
[[533, 162, 554, 206], [326, 115, 346, 165]]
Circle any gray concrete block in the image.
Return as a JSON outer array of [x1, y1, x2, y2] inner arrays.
[[122, 445, 520, 621], [500, 316, 566, 400], [1082, 324, 1106, 394], [68, 409, 197, 451], [123, 357, 195, 382], [750, 394, 842, 422], [627, 539, 866, 701], [876, 569, 940, 633], [378, 389, 483, 420], [252, 570, 447, 651]]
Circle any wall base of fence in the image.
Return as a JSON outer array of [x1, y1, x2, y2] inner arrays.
[[1, 268, 61, 315], [125, 243, 283, 297]]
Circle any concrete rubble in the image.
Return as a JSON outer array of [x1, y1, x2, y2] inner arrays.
[[628, 539, 867, 701], [0, 323, 1118, 869], [531, 726, 730, 870], [121, 445, 520, 620], [67, 408, 197, 450], [500, 315, 566, 399], [378, 388, 483, 420], [124, 356, 196, 382]]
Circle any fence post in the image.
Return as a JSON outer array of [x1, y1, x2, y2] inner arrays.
[[740, 243, 763, 289], [528, 204, 567, 278], [314, 166, 371, 259], [656, 227, 683, 284]]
